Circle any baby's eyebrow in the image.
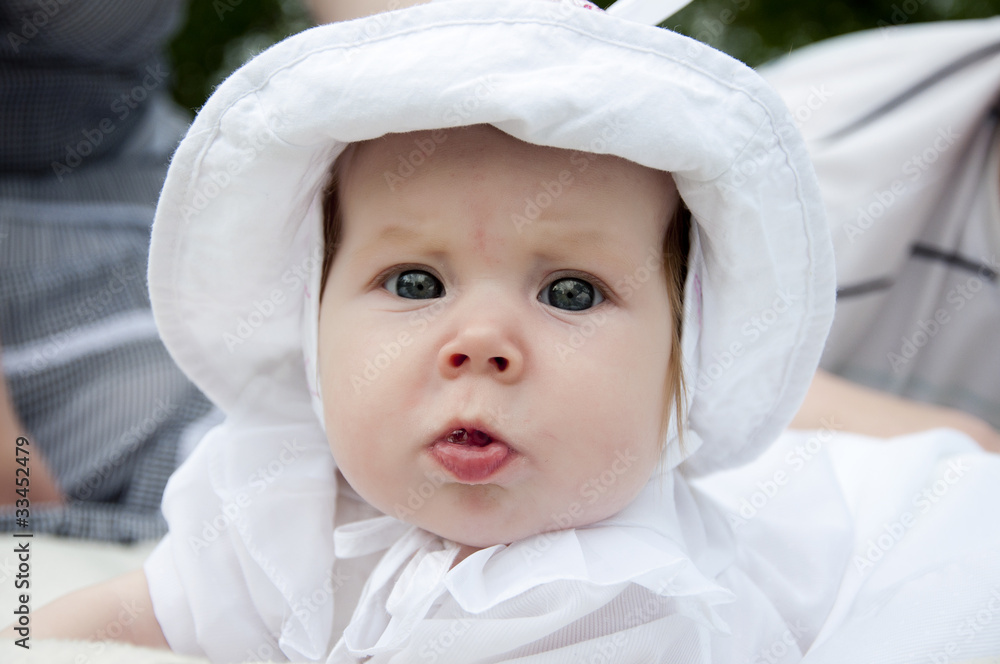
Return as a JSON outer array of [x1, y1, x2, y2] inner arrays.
[[354, 223, 451, 263], [374, 224, 424, 245], [529, 226, 614, 249], [359, 221, 636, 269], [371, 221, 614, 249], [366, 224, 451, 253]]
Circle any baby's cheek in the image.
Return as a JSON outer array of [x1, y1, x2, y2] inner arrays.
[[329, 441, 397, 514], [572, 446, 652, 522]]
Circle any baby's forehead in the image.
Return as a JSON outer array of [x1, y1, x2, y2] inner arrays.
[[338, 125, 678, 209]]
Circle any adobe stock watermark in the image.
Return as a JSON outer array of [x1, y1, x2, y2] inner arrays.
[[391, 407, 512, 520], [482, 404, 513, 431], [685, 0, 752, 47], [511, 169, 575, 235], [926, 585, 1000, 664], [569, 577, 707, 662], [0, 553, 17, 587], [876, 0, 933, 35], [380, 77, 499, 191], [92, 600, 145, 640], [747, 620, 809, 664], [50, 64, 168, 180], [383, 129, 450, 191], [213, 0, 247, 20], [340, 0, 404, 64], [418, 618, 474, 663], [713, 79, 831, 195], [443, 75, 499, 127], [223, 249, 321, 352], [555, 576, 723, 662], [57, 600, 147, 664], [180, 122, 284, 223], [240, 567, 353, 662], [727, 418, 839, 529], [787, 84, 833, 130], [696, 288, 796, 394], [187, 438, 308, 554], [521, 448, 639, 563], [6, 264, 143, 378], [886, 255, 998, 372], [5, 0, 67, 53], [718, 120, 802, 200], [853, 456, 971, 574], [76, 263, 144, 325], [393, 468, 450, 519], [72, 398, 176, 500], [553, 245, 664, 363], [553, 309, 610, 363], [511, 116, 625, 234], [717, 81, 835, 183], [843, 125, 960, 243], [350, 291, 456, 395]]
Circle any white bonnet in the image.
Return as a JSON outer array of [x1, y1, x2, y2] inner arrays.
[[149, 0, 834, 476]]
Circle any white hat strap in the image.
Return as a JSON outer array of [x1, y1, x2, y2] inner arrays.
[[605, 0, 693, 25]]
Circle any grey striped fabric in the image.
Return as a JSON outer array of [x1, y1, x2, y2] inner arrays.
[[0, 0, 184, 172], [0, 0, 219, 542], [826, 111, 1000, 429], [763, 22, 1000, 430]]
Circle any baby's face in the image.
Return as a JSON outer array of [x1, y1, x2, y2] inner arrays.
[[318, 126, 677, 549]]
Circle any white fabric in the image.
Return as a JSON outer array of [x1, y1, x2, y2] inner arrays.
[[326, 471, 739, 662], [139, 2, 999, 663], [696, 428, 1000, 663], [761, 18, 1000, 427]]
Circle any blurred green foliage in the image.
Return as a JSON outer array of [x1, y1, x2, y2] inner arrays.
[[167, 0, 999, 111], [167, 0, 310, 112], [663, 0, 1000, 66]]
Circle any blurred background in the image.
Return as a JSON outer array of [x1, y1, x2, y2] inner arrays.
[[168, 0, 1000, 113]]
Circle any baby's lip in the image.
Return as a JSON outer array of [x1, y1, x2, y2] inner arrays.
[[427, 419, 518, 483]]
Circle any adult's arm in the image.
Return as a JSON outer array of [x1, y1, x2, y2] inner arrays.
[[0, 568, 169, 648], [0, 335, 63, 506], [791, 369, 1000, 452]]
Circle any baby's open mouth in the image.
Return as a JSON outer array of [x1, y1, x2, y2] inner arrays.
[[429, 425, 515, 483], [446, 428, 493, 446]]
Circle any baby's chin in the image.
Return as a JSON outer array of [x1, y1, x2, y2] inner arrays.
[[414, 518, 534, 551], [430, 527, 546, 553], [407, 510, 561, 551], [407, 498, 625, 551]]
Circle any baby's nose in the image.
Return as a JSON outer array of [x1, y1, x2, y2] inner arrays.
[[437, 324, 523, 383]]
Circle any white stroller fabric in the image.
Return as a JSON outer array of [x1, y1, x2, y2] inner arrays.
[[761, 18, 1000, 428]]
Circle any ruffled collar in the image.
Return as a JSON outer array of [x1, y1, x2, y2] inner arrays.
[[329, 468, 737, 660]]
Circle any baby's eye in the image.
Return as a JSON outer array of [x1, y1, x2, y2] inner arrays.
[[539, 276, 604, 311], [385, 269, 444, 299]]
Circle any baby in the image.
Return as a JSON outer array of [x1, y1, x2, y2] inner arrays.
[[7, 1, 1000, 662]]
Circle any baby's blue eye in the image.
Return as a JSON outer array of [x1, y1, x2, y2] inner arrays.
[[386, 270, 444, 299], [540, 277, 604, 311]]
